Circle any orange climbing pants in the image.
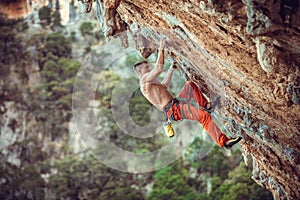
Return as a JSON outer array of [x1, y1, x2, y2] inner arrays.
[[165, 81, 227, 147]]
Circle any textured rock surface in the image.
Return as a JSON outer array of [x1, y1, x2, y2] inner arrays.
[[0, 0, 70, 24], [94, 0, 300, 199], [0, 0, 31, 19], [0, 0, 45, 19]]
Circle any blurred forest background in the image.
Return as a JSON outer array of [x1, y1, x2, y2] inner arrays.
[[0, 2, 272, 199]]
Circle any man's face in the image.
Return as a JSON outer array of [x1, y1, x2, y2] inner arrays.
[[137, 62, 151, 76]]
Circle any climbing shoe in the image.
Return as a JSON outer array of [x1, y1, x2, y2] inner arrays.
[[205, 96, 221, 113], [205, 102, 212, 110], [224, 137, 242, 149]]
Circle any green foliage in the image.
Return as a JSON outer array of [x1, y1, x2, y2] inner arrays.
[[0, 16, 29, 101], [49, 155, 143, 199], [70, 31, 77, 42], [182, 137, 272, 200], [129, 89, 152, 126], [0, 16, 27, 76], [35, 32, 71, 66], [25, 32, 80, 139], [84, 45, 92, 54], [52, 11, 62, 28], [185, 137, 242, 179], [207, 163, 273, 200], [98, 186, 144, 200], [95, 30, 105, 40], [148, 164, 197, 200], [96, 70, 120, 105], [38, 57, 80, 108], [38, 5, 63, 29], [38, 6, 52, 27], [79, 22, 94, 37], [124, 51, 143, 68], [44, 32, 72, 59], [0, 163, 45, 200], [34, 32, 78, 109]]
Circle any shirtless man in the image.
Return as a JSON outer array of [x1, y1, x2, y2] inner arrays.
[[133, 39, 241, 149]]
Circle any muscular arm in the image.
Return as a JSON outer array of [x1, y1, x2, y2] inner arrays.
[[155, 39, 165, 70], [142, 39, 166, 82], [161, 63, 175, 87]]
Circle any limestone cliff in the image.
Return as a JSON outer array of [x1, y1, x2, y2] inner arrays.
[[92, 0, 300, 199], [0, 0, 71, 24]]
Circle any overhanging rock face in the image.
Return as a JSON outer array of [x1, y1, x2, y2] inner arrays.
[[94, 0, 300, 199]]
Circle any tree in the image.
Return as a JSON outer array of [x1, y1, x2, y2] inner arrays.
[[208, 163, 273, 200], [129, 89, 152, 126], [44, 32, 72, 58], [31, 32, 79, 140], [148, 164, 197, 200], [0, 163, 45, 200], [79, 22, 94, 37], [52, 11, 62, 28], [35, 32, 76, 107], [184, 138, 242, 179], [38, 6, 52, 27], [49, 155, 143, 199], [38, 57, 80, 108], [0, 15, 28, 77]]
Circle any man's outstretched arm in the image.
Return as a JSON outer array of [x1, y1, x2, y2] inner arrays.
[[143, 39, 166, 81], [161, 62, 177, 87], [155, 39, 165, 70]]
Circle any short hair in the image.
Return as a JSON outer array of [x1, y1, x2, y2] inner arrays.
[[133, 61, 148, 76]]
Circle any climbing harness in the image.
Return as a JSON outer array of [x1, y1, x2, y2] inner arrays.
[[163, 98, 191, 120], [163, 98, 181, 121]]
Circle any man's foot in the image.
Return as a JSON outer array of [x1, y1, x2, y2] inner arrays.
[[205, 102, 212, 110], [205, 96, 221, 112], [224, 137, 242, 149]]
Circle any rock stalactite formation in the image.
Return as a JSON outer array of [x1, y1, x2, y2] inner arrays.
[[93, 0, 299, 199], [0, 0, 70, 24], [0, 0, 28, 17], [0, 0, 40, 19]]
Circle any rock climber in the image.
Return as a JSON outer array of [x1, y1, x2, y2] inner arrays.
[[133, 39, 242, 149]]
